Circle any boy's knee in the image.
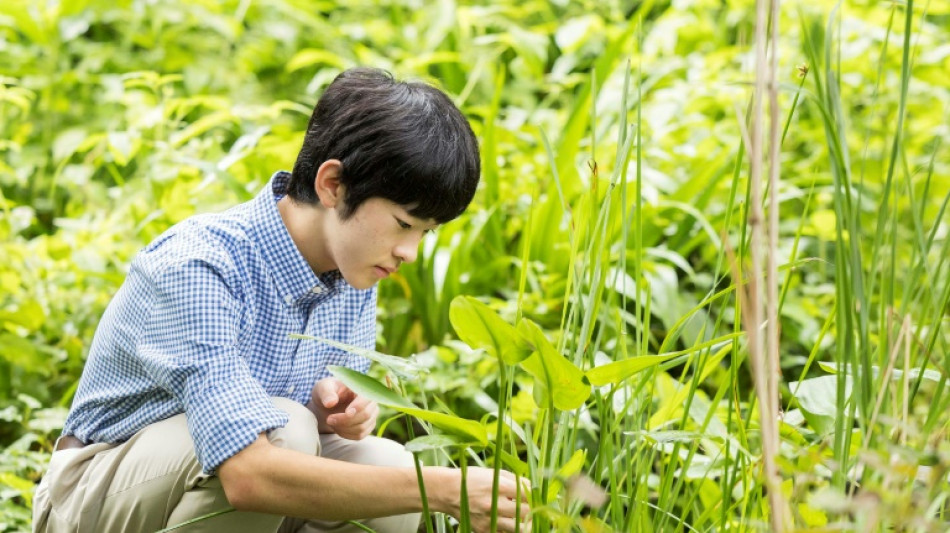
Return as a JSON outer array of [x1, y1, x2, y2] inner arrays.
[[319, 433, 414, 470], [268, 398, 319, 456], [372, 437, 415, 469]]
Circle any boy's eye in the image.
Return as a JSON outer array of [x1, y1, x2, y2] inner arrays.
[[396, 218, 412, 230]]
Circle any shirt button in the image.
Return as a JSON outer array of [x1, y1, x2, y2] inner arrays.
[[287, 385, 295, 394], [311, 286, 324, 295], [283, 294, 294, 305]]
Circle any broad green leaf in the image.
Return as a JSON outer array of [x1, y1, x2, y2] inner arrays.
[[327, 366, 413, 408], [517, 319, 590, 411], [449, 296, 531, 365], [789, 375, 852, 435], [329, 366, 487, 446], [397, 406, 488, 447]]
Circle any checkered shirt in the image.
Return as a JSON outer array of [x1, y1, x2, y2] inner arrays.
[[60, 171, 376, 474]]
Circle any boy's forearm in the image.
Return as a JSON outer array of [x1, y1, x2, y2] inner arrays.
[[218, 435, 458, 520]]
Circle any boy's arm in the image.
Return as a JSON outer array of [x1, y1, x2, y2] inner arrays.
[[217, 435, 530, 532]]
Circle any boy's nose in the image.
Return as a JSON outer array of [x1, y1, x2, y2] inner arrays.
[[393, 236, 420, 264]]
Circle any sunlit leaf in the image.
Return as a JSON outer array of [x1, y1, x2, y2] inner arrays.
[[291, 334, 422, 378], [0, 299, 45, 330], [789, 375, 851, 435], [405, 434, 476, 453], [586, 354, 680, 386], [0, 334, 48, 375], [546, 448, 587, 502], [326, 365, 412, 407], [818, 361, 944, 383], [449, 296, 531, 365], [516, 319, 589, 411], [329, 366, 487, 445], [286, 49, 347, 72]]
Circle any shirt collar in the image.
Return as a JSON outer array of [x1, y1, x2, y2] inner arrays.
[[249, 171, 346, 306]]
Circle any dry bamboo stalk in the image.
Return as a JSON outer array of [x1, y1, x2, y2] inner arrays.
[[766, 0, 785, 530], [751, 0, 785, 530], [767, 0, 782, 449]]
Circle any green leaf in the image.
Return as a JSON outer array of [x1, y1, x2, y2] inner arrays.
[[286, 49, 347, 72], [627, 430, 710, 444], [449, 296, 531, 365], [555, 448, 586, 479], [516, 319, 590, 411], [0, 299, 45, 330], [329, 366, 487, 446], [405, 434, 475, 453], [585, 354, 680, 386], [52, 129, 87, 163], [0, 333, 48, 375], [547, 448, 587, 502], [291, 334, 422, 378], [326, 366, 413, 408], [0, 472, 35, 506], [397, 406, 488, 447], [818, 361, 944, 383], [789, 375, 851, 435], [587, 333, 741, 386], [497, 450, 530, 478]]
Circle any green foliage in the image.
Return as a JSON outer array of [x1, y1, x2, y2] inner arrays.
[[2, 0, 949, 531]]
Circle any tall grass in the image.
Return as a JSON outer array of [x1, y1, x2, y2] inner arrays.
[[330, 2, 950, 530], [397, 1, 950, 531]]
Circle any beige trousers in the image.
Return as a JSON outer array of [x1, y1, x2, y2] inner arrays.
[[33, 398, 420, 533]]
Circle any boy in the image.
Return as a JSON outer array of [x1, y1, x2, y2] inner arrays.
[[33, 68, 528, 533]]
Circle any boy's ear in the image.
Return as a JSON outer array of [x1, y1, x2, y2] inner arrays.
[[314, 159, 344, 209]]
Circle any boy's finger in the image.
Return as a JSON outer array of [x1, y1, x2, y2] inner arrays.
[[345, 396, 373, 416], [316, 379, 340, 408]]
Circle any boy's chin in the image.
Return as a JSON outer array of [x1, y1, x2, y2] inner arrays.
[[341, 272, 377, 290]]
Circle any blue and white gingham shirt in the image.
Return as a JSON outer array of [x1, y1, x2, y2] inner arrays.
[[61, 171, 375, 474]]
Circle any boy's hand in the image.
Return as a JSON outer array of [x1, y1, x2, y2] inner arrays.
[[309, 377, 378, 440], [439, 467, 532, 533]]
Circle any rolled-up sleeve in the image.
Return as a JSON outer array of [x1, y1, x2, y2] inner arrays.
[[137, 257, 288, 474]]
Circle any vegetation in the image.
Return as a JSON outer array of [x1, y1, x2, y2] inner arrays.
[[2, 0, 949, 531]]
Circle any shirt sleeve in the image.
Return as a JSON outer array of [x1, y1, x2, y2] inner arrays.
[[137, 255, 289, 474]]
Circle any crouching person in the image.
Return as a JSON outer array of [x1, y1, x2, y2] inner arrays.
[[33, 67, 529, 533]]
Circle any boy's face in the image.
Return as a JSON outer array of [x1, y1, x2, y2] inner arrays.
[[324, 197, 438, 290]]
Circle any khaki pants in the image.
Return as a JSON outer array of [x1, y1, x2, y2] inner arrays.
[[33, 398, 420, 533]]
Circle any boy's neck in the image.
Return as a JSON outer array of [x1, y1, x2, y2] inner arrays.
[[277, 195, 336, 275]]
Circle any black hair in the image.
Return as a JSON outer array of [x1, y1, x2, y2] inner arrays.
[[289, 67, 480, 223]]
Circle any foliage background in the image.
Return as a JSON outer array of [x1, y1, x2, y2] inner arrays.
[[1, 0, 949, 531]]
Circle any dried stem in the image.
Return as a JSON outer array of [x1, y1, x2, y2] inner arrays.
[[751, 0, 785, 530]]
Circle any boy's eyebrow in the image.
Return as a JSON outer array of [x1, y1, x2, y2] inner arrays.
[[397, 206, 440, 229]]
